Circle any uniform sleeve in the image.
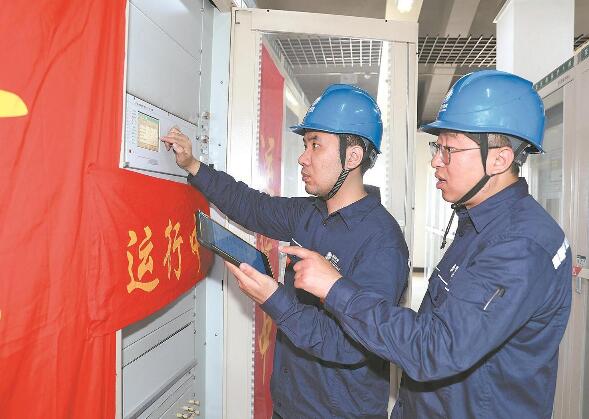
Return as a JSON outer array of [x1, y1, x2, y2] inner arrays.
[[324, 237, 571, 380], [188, 164, 306, 241], [262, 242, 409, 364]]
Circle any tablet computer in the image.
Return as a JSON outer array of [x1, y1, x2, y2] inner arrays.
[[196, 211, 274, 278]]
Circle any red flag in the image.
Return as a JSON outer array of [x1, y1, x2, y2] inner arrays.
[[0, 1, 211, 416]]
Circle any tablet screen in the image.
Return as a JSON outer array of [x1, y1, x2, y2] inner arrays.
[[197, 211, 273, 277]]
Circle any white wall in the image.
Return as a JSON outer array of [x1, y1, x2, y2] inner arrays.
[[496, 0, 574, 83]]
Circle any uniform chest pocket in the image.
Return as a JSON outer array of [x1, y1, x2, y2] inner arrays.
[[448, 274, 502, 312]]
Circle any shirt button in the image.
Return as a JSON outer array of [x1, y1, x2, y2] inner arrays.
[[277, 401, 282, 407], [283, 367, 288, 374]]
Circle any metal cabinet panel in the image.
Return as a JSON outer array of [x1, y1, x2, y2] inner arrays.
[[123, 324, 196, 417], [123, 291, 194, 347], [158, 386, 201, 419], [127, 3, 202, 123], [132, 369, 194, 419], [129, 0, 204, 59]]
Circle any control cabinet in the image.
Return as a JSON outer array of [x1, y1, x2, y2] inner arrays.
[[533, 43, 589, 419], [118, 1, 222, 418]]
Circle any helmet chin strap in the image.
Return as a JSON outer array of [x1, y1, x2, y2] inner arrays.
[[440, 133, 491, 249], [322, 138, 378, 201], [322, 138, 365, 201], [323, 168, 351, 200]]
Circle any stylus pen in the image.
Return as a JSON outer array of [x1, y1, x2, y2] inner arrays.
[[290, 238, 339, 272], [289, 238, 303, 265]]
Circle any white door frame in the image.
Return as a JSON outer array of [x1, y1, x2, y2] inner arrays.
[[225, 8, 417, 418]]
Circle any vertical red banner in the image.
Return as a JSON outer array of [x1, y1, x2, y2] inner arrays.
[[254, 45, 284, 419]]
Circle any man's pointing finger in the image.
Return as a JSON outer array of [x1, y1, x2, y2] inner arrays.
[[280, 245, 313, 258]]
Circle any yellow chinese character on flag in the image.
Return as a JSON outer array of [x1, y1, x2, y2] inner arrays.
[[189, 214, 202, 272], [163, 219, 183, 280], [257, 234, 275, 381], [127, 226, 160, 293], [0, 89, 28, 117], [259, 135, 275, 191]]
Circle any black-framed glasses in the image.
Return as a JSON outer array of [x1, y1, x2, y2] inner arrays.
[[428, 141, 500, 165]]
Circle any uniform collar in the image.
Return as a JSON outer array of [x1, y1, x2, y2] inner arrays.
[[312, 188, 381, 230], [459, 178, 529, 233]]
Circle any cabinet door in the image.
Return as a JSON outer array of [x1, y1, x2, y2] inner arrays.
[[534, 60, 588, 419]]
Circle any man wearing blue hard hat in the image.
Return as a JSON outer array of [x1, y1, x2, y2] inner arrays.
[[162, 84, 409, 418], [272, 70, 572, 418]]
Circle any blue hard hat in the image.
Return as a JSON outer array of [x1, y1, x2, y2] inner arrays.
[[291, 84, 383, 153], [420, 70, 545, 153]]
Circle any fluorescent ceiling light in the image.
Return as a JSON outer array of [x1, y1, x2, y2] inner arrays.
[[396, 0, 414, 13]]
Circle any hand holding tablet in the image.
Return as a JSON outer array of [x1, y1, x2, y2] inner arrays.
[[196, 211, 274, 278]]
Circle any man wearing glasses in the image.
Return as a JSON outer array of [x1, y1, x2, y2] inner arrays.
[[234, 70, 572, 418]]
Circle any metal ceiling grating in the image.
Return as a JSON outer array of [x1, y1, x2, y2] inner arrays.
[[271, 36, 382, 68], [419, 34, 589, 67], [418, 35, 496, 67]]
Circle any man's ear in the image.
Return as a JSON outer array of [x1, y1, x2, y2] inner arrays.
[[345, 145, 364, 170], [489, 147, 515, 175]]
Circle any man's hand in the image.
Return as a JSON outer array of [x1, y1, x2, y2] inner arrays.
[[280, 246, 342, 300], [225, 262, 279, 305], [161, 127, 200, 175]]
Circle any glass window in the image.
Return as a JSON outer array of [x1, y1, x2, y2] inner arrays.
[[528, 88, 564, 225]]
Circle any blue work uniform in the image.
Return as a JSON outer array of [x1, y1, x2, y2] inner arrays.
[[325, 178, 572, 418], [188, 164, 409, 418]]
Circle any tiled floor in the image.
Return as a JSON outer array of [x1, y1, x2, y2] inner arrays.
[[410, 271, 428, 311]]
